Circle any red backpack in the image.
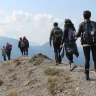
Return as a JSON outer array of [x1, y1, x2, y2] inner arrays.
[[8, 44, 12, 50]]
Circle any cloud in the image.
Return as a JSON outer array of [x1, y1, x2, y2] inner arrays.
[[0, 10, 77, 45], [0, 10, 5, 14]]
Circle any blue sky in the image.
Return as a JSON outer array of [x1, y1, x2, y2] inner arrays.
[[0, 0, 96, 45]]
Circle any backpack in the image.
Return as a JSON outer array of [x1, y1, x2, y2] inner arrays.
[[20, 40, 25, 47], [67, 28, 76, 42], [23, 39, 28, 46], [83, 21, 96, 45], [8, 44, 12, 51], [54, 29, 62, 43]]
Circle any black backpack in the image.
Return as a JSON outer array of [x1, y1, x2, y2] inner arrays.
[[83, 21, 96, 45], [54, 29, 62, 43], [66, 28, 76, 42]]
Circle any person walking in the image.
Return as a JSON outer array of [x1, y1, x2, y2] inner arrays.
[[23, 36, 29, 56], [5, 42, 12, 60], [76, 10, 96, 80], [61, 19, 79, 71], [18, 37, 25, 56], [49, 22, 63, 65], [1, 46, 6, 61]]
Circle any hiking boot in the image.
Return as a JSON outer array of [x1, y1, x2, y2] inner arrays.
[[85, 69, 90, 80], [85, 73, 89, 80], [70, 63, 77, 71]]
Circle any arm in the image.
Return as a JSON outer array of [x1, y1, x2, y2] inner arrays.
[[18, 41, 20, 48], [76, 23, 83, 37], [61, 28, 68, 45], [27, 40, 29, 48], [49, 29, 53, 46]]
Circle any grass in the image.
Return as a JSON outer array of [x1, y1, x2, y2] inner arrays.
[[44, 68, 62, 76], [29, 53, 50, 66], [12, 59, 21, 66], [8, 91, 18, 96], [44, 68, 72, 95], [23, 79, 37, 86]]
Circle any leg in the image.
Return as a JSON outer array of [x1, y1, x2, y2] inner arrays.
[[57, 44, 62, 63], [83, 46, 90, 80], [91, 45, 96, 71], [53, 44, 59, 64], [20, 48, 23, 55], [3, 56, 6, 61], [26, 47, 28, 55], [66, 53, 73, 64]]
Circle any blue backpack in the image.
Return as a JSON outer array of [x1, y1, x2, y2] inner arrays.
[[67, 28, 76, 42]]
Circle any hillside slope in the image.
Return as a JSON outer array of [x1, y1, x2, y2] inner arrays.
[[0, 54, 96, 96]]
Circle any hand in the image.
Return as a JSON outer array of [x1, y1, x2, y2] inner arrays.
[[60, 45, 62, 48]]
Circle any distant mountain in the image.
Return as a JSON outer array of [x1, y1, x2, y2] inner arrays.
[[29, 41, 39, 46]]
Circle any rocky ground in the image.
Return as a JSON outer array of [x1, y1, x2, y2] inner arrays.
[[0, 53, 96, 96]]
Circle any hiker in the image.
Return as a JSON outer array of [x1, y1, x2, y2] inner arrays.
[[18, 37, 25, 56], [5, 42, 12, 60], [23, 36, 29, 55], [60, 19, 79, 71], [76, 10, 96, 80], [1, 46, 6, 61], [49, 22, 63, 65]]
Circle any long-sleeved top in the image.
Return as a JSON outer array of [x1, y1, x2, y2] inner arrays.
[[23, 38, 29, 48], [61, 23, 76, 44], [49, 27, 63, 45], [76, 19, 96, 45]]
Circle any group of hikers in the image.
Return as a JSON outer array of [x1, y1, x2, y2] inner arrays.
[[0, 10, 96, 81], [1, 36, 29, 61], [50, 10, 96, 80]]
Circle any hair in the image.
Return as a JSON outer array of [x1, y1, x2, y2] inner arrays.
[[83, 10, 91, 19], [64, 19, 76, 31], [19, 37, 22, 40], [53, 22, 58, 27]]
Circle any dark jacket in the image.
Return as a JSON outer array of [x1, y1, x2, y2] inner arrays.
[[23, 38, 29, 48], [61, 23, 76, 44], [76, 20, 96, 45], [18, 40, 25, 48], [49, 27, 63, 45]]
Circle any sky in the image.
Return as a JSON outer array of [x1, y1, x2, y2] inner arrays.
[[0, 0, 96, 45]]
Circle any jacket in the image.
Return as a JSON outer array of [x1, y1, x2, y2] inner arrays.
[[76, 20, 96, 45], [61, 23, 76, 44], [1, 48, 6, 56], [23, 38, 29, 48], [49, 27, 63, 45], [5, 44, 11, 53]]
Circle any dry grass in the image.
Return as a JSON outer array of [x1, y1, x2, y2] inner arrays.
[[0, 79, 4, 86], [9, 74, 17, 81], [12, 59, 21, 66], [44, 68, 63, 76], [45, 68, 72, 95], [23, 79, 37, 86], [8, 68, 14, 73], [8, 91, 18, 96], [29, 53, 50, 66]]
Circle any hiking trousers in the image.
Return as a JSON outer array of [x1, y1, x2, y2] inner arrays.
[[83, 45, 96, 71], [66, 52, 73, 65], [53, 43, 62, 63], [24, 47, 28, 55], [20, 47, 25, 55], [6, 52, 11, 60], [3, 56, 6, 61]]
